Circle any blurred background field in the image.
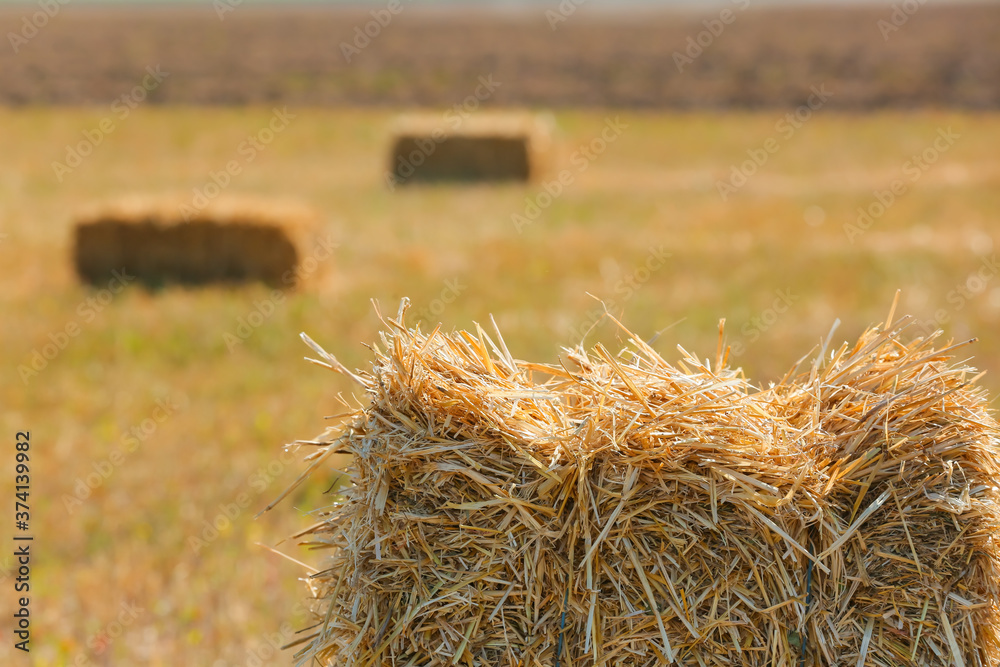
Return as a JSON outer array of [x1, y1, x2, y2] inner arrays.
[[2, 1, 1000, 664], [2, 107, 1000, 664], [1, 5, 998, 109]]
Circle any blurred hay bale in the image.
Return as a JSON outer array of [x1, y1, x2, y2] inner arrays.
[[387, 112, 553, 185], [72, 196, 321, 288], [280, 305, 1000, 666]]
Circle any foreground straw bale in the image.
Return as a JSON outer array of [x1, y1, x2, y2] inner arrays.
[[387, 112, 553, 186], [73, 196, 320, 287], [279, 304, 1000, 666]]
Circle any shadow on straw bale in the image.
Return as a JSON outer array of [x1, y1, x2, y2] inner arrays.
[[73, 196, 320, 288], [277, 304, 1000, 666]]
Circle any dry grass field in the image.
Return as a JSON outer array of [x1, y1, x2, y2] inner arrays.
[[2, 107, 1000, 664]]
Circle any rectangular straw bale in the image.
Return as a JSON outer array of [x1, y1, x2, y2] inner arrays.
[[388, 112, 552, 185], [280, 305, 1000, 666], [73, 196, 321, 288]]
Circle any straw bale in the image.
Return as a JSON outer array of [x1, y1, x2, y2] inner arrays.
[[388, 112, 553, 185], [277, 303, 1000, 666], [73, 195, 320, 287]]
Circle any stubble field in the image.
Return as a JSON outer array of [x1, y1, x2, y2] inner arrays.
[[2, 107, 1000, 664]]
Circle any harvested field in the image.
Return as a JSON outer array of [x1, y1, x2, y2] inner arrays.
[[72, 197, 319, 287], [0, 4, 998, 109], [282, 304, 1000, 665], [4, 108, 1000, 665]]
